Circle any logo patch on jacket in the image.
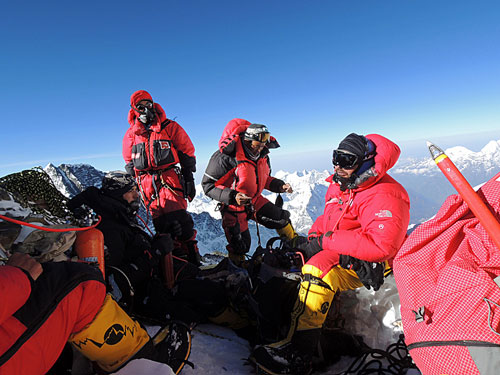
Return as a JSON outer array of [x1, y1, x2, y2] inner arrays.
[[159, 140, 171, 149], [375, 210, 393, 218]]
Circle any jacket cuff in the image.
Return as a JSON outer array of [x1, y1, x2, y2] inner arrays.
[[268, 178, 285, 193]]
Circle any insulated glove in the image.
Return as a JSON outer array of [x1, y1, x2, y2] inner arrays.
[[295, 235, 323, 262], [152, 233, 174, 256], [182, 171, 196, 202], [288, 235, 309, 250], [338, 255, 385, 291], [185, 181, 196, 202], [164, 220, 183, 239]]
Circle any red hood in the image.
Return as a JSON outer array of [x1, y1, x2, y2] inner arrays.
[[326, 133, 401, 191], [127, 103, 168, 134]]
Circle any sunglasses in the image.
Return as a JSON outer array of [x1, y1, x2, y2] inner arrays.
[[135, 101, 153, 112], [332, 150, 359, 169]]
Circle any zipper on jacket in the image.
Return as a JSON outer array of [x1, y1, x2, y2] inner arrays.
[[407, 340, 500, 351]]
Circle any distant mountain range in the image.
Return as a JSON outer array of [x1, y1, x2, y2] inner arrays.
[[43, 139, 500, 255]]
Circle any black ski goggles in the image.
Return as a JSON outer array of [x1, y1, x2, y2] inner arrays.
[[245, 132, 270, 144], [332, 150, 359, 169], [135, 101, 153, 113]]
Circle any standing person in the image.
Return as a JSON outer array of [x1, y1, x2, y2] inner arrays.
[[251, 133, 411, 375], [123, 90, 200, 265], [202, 119, 296, 265]]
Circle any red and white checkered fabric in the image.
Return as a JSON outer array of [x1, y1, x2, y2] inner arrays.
[[394, 171, 500, 375]]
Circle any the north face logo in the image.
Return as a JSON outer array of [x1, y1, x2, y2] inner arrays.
[[375, 210, 393, 218]]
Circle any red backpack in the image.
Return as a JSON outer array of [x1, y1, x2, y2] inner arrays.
[[218, 118, 252, 154], [394, 172, 500, 374]]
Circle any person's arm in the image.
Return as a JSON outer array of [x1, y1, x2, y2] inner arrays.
[[122, 128, 134, 165], [265, 176, 288, 193], [308, 214, 325, 238], [202, 151, 239, 205], [322, 191, 410, 262], [169, 122, 197, 200], [168, 121, 196, 173]]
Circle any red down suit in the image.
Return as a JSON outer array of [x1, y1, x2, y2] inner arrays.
[[123, 93, 196, 219], [0, 262, 105, 375], [393, 171, 500, 375], [307, 133, 410, 275], [201, 118, 286, 251]]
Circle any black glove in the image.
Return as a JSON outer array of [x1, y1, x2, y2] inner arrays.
[[339, 255, 385, 291], [296, 235, 323, 262], [182, 171, 196, 202], [151, 233, 174, 257], [185, 181, 196, 202], [162, 220, 183, 239], [288, 235, 309, 250]]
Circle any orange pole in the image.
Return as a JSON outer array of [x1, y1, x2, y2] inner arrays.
[[428, 141, 500, 250]]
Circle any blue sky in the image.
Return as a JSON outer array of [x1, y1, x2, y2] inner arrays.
[[1, 0, 499, 180]]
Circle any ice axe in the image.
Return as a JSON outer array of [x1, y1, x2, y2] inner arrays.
[[428, 141, 500, 250]]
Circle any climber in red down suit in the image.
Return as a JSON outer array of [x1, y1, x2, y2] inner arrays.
[[123, 90, 200, 265], [202, 119, 296, 264]]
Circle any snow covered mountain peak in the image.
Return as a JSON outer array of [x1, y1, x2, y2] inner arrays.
[[37, 138, 500, 252]]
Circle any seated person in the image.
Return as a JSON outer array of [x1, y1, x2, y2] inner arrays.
[[251, 133, 411, 375], [0, 253, 190, 375], [67, 171, 230, 326]]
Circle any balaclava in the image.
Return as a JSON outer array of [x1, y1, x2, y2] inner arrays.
[[130, 90, 156, 126]]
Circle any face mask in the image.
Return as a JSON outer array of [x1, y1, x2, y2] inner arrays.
[[138, 107, 156, 125]]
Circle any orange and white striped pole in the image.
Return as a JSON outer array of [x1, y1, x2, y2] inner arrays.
[[428, 141, 500, 250]]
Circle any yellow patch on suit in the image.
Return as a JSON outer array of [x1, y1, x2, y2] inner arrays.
[[69, 294, 150, 373]]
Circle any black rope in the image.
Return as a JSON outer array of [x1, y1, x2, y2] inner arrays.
[[333, 334, 419, 375]]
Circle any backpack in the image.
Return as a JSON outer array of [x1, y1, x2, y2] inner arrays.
[[393, 172, 500, 375], [218, 118, 252, 154]]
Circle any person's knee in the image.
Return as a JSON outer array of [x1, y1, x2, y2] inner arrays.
[[256, 203, 291, 230], [156, 210, 194, 240]]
